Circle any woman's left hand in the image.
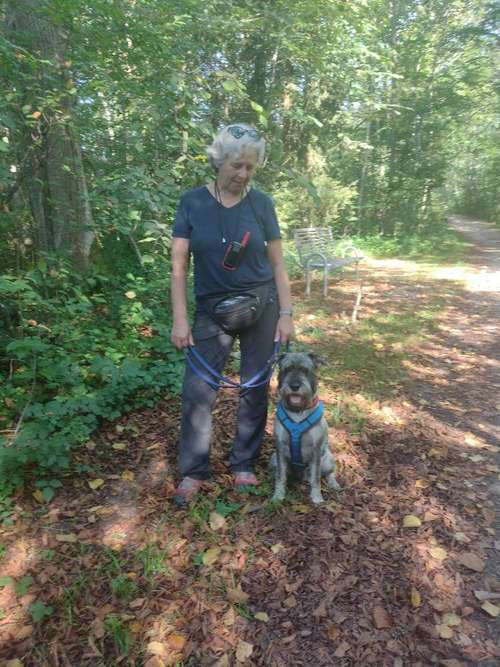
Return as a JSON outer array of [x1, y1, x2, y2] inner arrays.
[[274, 314, 295, 344]]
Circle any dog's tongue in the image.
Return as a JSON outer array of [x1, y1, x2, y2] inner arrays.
[[289, 395, 303, 406]]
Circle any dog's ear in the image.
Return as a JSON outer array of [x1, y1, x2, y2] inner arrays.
[[277, 352, 289, 366], [308, 353, 329, 368]]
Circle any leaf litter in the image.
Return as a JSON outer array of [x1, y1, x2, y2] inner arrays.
[[1, 265, 499, 665]]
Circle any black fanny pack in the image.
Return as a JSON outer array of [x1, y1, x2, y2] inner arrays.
[[202, 283, 271, 333]]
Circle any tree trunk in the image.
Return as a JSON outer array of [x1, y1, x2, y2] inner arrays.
[[6, 0, 94, 270]]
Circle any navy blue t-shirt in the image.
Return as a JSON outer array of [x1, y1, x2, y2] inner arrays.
[[173, 186, 281, 298]]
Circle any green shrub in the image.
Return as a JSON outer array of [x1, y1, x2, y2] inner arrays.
[[0, 260, 184, 490]]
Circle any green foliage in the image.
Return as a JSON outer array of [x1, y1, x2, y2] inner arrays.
[[352, 226, 470, 262], [0, 261, 185, 489], [29, 599, 54, 623], [275, 164, 358, 236], [15, 575, 34, 596]]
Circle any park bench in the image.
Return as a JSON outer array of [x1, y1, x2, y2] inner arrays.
[[294, 227, 363, 297]]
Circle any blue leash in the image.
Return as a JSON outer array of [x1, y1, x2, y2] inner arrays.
[[186, 340, 282, 392]]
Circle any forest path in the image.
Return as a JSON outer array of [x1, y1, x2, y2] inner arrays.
[[447, 215, 500, 271], [1, 218, 500, 666]]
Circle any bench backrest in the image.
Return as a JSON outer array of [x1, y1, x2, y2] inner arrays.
[[294, 227, 334, 263]]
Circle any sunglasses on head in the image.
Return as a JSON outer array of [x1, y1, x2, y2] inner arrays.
[[227, 125, 260, 140]]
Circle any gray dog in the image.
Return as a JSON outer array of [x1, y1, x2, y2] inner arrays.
[[270, 351, 341, 505]]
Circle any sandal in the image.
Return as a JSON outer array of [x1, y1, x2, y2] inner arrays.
[[173, 477, 203, 507], [234, 472, 259, 492]]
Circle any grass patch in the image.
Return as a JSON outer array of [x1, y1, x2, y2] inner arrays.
[[136, 543, 169, 581], [110, 574, 138, 601], [105, 613, 131, 656]]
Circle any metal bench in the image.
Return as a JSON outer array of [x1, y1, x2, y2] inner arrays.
[[294, 227, 363, 297]]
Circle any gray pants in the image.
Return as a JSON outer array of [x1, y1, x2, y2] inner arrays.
[[178, 289, 279, 480]]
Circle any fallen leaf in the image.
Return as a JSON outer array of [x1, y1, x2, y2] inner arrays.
[[430, 598, 446, 611], [125, 290, 136, 299], [13, 625, 34, 640], [313, 597, 329, 619], [129, 597, 145, 609], [429, 546, 447, 561], [33, 489, 45, 503], [227, 585, 249, 603], [129, 621, 142, 633], [454, 532, 470, 544], [112, 442, 127, 450], [223, 607, 236, 626], [481, 601, 500, 617], [212, 656, 230, 667], [121, 470, 135, 481], [235, 640, 253, 662], [254, 611, 269, 622], [411, 587, 422, 608], [403, 514, 422, 528], [5, 659, 24, 667], [202, 547, 221, 566], [292, 503, 311, 514], [442, 612, 461, 627], [88, 479, 105, 490], [372, 606, 391, 629], [458, 552, 485, 572], [271, 543, 284, 554], [166, 634, 186, 651], [146, 641, 168, 657], [91, 618, 105, 639], [55, 533, 78, 543], [32, 111, 42, 119], [209, 512, 227, 531], [474, 590, 500, 601], [437, 624, 454, 639], [144, 658, 166, 667], [334, 641, 350, 657]]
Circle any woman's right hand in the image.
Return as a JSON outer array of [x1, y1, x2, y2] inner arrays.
[[171, 318, 194, 349]]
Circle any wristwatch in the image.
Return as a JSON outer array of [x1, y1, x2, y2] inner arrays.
[[279, 309, 293, 317]]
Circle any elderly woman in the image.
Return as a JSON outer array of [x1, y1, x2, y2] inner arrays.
[[170, 123, 294, 505]]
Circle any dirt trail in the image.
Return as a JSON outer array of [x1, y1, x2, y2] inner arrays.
[[448, 215, 500, 271]]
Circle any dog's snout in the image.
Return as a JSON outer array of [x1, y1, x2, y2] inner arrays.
[[289, 382, 301, 391]]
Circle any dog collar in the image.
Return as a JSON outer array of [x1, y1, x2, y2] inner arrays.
[[277, 400, 325, 468]]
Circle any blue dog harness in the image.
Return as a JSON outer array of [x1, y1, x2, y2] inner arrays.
[[276, 400, 325, 468]]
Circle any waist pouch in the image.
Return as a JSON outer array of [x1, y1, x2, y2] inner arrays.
[[202, 283, 271, 334]]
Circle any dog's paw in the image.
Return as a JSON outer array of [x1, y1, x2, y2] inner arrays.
[[326, 474, 342, 491], [310, 491, 324, 505]]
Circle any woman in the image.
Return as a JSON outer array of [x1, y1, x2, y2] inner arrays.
[[170, 123, 294, 506]]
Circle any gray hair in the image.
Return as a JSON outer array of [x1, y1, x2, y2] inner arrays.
[[206, 123, 266, 170]]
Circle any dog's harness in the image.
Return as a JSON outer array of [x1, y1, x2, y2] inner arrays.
[[276, 399, 324, 468]]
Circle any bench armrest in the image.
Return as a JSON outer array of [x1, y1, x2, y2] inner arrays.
[[303, 252, 329, 268], [340, 244, 363, 260]]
